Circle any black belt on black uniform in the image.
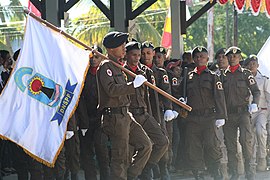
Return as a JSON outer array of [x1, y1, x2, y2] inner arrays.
[[227, 105, 248, 114], [129, 107, 145, 115], [190, 108, 216, 116], [102, 107, 129, 115]]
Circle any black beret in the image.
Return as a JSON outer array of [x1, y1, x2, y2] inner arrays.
[[154, 47, 167, 54], [126, 37, 138, 44], [141, 41, 154, 49], [192, 46, 208, 58], [125, 41, 141, 52], [182, 51, 192, 59], [225, 46, 241, 56], [92, 45, 103, 54], [102, 31, 129, 49], [166, 59, 181, 69], [215, 48, 226, 59], [244, 54, 258, 66]]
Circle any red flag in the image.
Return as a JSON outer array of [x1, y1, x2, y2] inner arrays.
[[266, 0, 270, 17], [28, 0, 41, 17], [251, 0, 262, 14]]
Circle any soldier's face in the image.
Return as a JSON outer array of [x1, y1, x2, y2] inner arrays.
[[217, 53, 229, 69], [193, 52, 208, 67], [246, 61, 259, 74], [110, 43, 126, 59], [172, 66, 182, 76], [141, 48, 155, 65], [126, 49, 141, 66], [154, 52, 165, 68], [227, 53, 241, 66], [90, 54, 103, 67]]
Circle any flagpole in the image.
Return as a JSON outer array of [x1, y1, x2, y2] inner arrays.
[[23, 9, 192, 111]]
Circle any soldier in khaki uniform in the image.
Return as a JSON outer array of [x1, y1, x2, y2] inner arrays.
[[222, 47, 260, 180], [244, 55, 270, 171], [97, 31, 152, 180], [124, 41, 169, 179], [180, 46, 227, 180], [165, 59, 183, 171], [64, 115, 80, 180], [76, 46, 110, 180], [154, 46, 177, 173], [141, 42, 175, 180]]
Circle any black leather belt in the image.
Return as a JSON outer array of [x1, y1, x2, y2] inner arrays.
[[129, 107, 145, 115], [102, 107, 129, 115], [227, 105, 248, 114], [190, 108, 216, 116]]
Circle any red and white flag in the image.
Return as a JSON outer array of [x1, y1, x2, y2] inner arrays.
[[28, 0, 41, 17]]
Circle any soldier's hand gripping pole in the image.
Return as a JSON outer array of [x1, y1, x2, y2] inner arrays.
[[24, 8, 192, 112]]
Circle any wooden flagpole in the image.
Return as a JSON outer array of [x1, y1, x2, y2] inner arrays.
[[23, 8, 192, 111]]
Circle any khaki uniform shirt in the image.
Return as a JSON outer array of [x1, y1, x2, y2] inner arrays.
[[185, 68, 227, 119], [150, 64, 172, 111], [124, 63, 151, 113], [97, 59, 135, 110], [222, 66, 260, 108]]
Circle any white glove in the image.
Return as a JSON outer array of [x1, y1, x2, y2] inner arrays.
[[164, 110, 175, 122], [172, 110, 179, 119], [179, 97, 187, 104], [81, 129, 88, 136], [249, 103, 258, 114], [133, 75, 147, 88], [215, 119, 225, 128], [66, 131, 74, 140]]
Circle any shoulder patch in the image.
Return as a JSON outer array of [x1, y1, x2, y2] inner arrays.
[[188, 73, 194, 80], [106, 69, 113, 77], [216, 81, 223, 90], [172, 77, 178, 86], [151, 75, 156, 85], [248, 75, 256, 85], [163, 75, 169, 84]]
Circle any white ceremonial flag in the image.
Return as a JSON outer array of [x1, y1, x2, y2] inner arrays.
[[258, 36, 270, 77], [0, 16, 89, 166]]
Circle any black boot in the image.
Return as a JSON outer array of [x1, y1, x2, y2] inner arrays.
[[71, 172, 79, 180], [138, 163, 155, 180], [245, 164, 256, 180], [208, 163, 223, 180], [230, 169, 239, 180], [159, 162, 171, 180], [192, 170, 205, 180], [152, 164, 160, 179], [212, 168, 223, 180]]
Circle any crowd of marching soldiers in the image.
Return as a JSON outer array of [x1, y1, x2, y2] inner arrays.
[[1, 30, 270, 180]]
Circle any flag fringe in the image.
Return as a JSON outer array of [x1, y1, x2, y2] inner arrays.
[[0, 15, 91, 167]]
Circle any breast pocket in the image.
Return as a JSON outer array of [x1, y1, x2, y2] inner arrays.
[[201, 80, 214, 105], [114, 74, 126, 84], [237, 80, 250, 102]]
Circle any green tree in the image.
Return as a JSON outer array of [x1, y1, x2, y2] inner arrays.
[[70, 0, 168, 48], [0, 0, 25, 53], [184, 3, 270, 55]]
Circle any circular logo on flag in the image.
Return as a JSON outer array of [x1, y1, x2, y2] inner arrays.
[[29, 77, 44, 95]]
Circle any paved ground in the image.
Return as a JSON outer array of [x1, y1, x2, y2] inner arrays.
[[3, 169, 270, 179]]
